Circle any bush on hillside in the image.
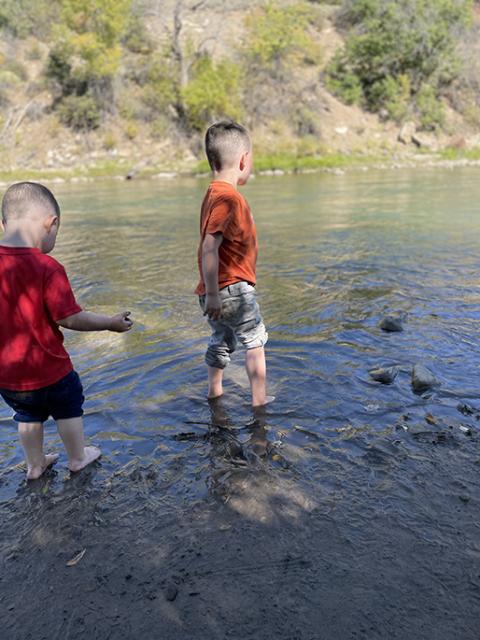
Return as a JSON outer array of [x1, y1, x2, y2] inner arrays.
[[0, 0, 59, 39], [182, 55, 243, 131], [245, 2, 322, 76], [46, 0, 132, 125], [326, 0, 473, 128], [57, 93, 101, 130]]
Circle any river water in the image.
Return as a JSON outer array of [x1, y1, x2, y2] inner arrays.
[[1, 168, 479, 639]]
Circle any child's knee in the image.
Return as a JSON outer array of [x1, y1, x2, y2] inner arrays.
[[205, 345, 232, 369], [239, 322, 268, 351]]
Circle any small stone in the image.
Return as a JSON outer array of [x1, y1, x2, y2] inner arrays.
[[369, 366, 398, 384], [165, 585, 178, 602], [457, 403, 477, 416], [398, 121, 416, 144], [379, 315, 404, 332], [412, 364, 439, 393]]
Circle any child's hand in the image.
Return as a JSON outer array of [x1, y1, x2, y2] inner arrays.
[[109, 311, 133, 332], [204, 293, 222, 320]]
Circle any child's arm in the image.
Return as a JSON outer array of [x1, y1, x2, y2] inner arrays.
[[58, 310, 133, 333], [202, 232, 223, 320]]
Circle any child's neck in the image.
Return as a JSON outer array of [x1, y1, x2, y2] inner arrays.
[[212, 168, 239, 188], [1, 224, 41, 249]]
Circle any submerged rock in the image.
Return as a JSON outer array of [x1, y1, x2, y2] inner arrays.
[[412, 364, 439, 393], [379, 314, 405, 332], [457, 402, 478, 416], [369, 366, 399, 384]]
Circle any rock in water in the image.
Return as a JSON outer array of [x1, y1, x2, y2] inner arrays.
[[369, 366, 399, 384], [379, 315, 404, 332], [412, 364, 439, 393]]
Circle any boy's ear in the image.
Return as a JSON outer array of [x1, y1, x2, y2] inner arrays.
[[239, 152, 247, 171], [44, 215, 59, 233]]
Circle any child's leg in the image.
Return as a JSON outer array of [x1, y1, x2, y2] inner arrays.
[[245, 346, 267, 407], [56, 417, 101, 472], [18, 422, 59, 480], [208, 366, 224, 399]]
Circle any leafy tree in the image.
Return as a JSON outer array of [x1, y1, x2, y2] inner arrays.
[[326, 0, 473, 128], [0, 0, 60, 38], [182, 55, 243, 131], [245, 2, 321, 76], [46, 0, 132, 127]]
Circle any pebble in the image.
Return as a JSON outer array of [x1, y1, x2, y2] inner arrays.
[[165, 585, 178, 602], [411, 364, 439, 393], [379, 315, 404, 332], [369, 366, 398, 384]]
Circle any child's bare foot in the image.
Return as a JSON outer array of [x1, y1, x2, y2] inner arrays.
[[68, 446, 101, 473], [26, 453, 59, 481], [253, 395, 275, 409]]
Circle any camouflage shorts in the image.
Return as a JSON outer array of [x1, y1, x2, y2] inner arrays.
[[199, 281, 268, 369]]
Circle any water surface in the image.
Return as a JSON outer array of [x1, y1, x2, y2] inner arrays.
[[1, 168, 479, 639]]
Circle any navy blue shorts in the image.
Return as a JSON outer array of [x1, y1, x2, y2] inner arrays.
[[0, 370, 84, 423]]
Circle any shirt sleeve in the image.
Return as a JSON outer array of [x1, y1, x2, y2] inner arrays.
[[44, 265, 82, 322], [205, 196, 239, 241]]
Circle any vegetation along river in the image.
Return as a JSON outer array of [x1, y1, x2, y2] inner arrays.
[[1, 168, 479, 639]]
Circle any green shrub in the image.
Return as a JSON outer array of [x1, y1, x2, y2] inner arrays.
[[124, 120, 139, 140], [46, 0, 132, 113], [122, 14, 154, 55], [182, 55, 243, 131], [369, 74, 411, 122], [103, 132, 117, 150], [326, 0, 473, 126], [325, 53, 363, 104], [57, 93, 101, 130], [245, 2, 320, 73], [416, 84, 445, 130], [0, 0, 59, 38]]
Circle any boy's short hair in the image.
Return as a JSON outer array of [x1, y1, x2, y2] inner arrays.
[[2, 181, 60, 221], [205, 121, 250, 172]]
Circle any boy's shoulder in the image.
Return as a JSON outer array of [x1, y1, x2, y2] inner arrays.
[[0, 246, 67, 275], [206, 181, 248, 207]]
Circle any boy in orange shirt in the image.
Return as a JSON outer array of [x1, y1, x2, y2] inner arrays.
[[196, 121, 271, 407], [0, 182, 133, 480]]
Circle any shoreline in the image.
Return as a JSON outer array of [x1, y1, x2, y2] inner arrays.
[[1, 149, 479, 186]]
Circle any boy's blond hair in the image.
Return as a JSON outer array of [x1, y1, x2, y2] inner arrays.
[[205, 121, 250, 172]]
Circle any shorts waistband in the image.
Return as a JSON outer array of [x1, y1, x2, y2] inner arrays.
[[220, 281, 255, 295]]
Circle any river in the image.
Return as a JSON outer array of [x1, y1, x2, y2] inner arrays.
[[1, 168, 479, 639]]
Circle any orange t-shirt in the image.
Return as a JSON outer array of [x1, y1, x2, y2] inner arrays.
[[195, 181, 258, 295]]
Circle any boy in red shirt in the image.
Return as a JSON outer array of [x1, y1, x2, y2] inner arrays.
[[196, 121, 271, 407], [0, 182, 132, 480]]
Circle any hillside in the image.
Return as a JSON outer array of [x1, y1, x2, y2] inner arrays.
[[0, 0, 480, 180]]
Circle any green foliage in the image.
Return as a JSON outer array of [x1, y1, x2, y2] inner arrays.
[[370, 74, 411, 122], [0, 0, 60, 38], [327, 0, 473, 128], [325, 55, 363, 104], [122, 13, 154, 55], [182, 55, 243, 131], [103, 132, 117, 150], [57, 93, 101, 129], [124, 120, 139, 139], [46, 0, 133, 128], [245, 2, 320, 72], [416, 84, 445, 129], [141, 52, 177, 115]]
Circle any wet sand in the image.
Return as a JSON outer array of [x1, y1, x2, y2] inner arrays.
[[1, 398, 480, 639]]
